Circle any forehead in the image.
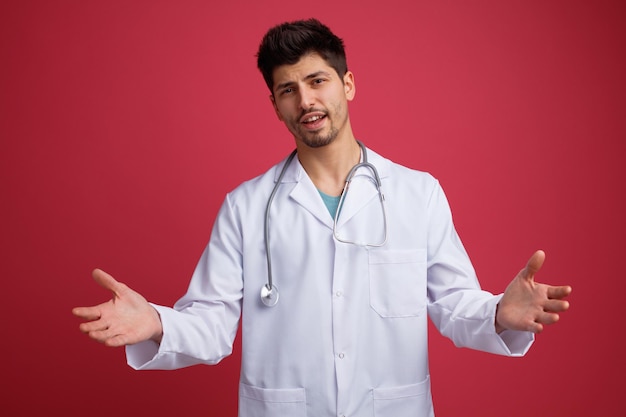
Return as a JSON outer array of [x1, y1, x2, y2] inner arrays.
[[272, 53, 336, 88]]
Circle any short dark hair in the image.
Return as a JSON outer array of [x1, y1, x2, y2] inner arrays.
[[256, 18, 348, 92]]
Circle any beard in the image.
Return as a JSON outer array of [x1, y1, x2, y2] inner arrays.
[[298, 125, 339, 148], [289, 107, 341, 148]]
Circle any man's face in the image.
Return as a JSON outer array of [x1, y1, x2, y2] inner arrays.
[[270, 53, 355, 148]]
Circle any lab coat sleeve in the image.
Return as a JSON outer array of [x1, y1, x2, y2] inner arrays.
[[425, 181, 534, 356], [126, 193, 243, 370]]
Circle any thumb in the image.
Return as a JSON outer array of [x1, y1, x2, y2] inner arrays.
[[92, 268, 123, 296], [522, 250, 545, 281]]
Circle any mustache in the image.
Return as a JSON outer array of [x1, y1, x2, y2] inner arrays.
[[299, 108, 327, 119]]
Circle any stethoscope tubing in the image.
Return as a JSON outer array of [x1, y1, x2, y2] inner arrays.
[[262, 149, 297, 306], [261, 140, 385, 307]]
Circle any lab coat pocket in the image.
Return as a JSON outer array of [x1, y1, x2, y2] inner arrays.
[[239, 383, 306, 417], [372, 376, 433, 417], [369, 249, 427, 318]]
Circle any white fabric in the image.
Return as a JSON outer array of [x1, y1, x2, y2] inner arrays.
[[126, 147, 534, 417]]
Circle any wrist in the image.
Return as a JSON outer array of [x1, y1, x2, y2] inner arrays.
[[149, 307, 164, 344], [495, 303, 505, 334]]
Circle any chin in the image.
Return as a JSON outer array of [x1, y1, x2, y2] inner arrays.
[[298, 131, 338, 149]]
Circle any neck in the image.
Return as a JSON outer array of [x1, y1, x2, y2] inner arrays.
[[296, 136, 361, 197]]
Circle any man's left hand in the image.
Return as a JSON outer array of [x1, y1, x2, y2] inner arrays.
[[496, 250, 572, 334]]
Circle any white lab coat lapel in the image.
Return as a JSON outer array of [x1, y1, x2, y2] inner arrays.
[[273, 147, 390, 233], [334, 170, 379, 228], [275, 152, 334, 229], [336, 148, 389, 227], [335, 148, 390, 245]]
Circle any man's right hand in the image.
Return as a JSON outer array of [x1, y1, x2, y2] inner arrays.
[[72, 269, 163, 347]]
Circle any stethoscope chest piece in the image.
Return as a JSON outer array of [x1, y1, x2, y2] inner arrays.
[[260, 283, 279, 307]]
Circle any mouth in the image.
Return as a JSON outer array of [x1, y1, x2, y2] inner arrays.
[[300, 112, 327, 130]]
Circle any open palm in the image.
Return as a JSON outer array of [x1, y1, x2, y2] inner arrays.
[[72, 269, 163, 347], [496, 250, 572, 334]]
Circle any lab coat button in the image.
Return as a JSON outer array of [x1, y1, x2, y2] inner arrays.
[[335, 290, 342, 297], [338, 352, 345, 359]]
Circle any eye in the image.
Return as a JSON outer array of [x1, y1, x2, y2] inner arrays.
[[280, 87, 294, 96], [313, 78, 325, 85]]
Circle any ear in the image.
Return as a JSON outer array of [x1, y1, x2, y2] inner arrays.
[[270, 94, 284, 121], [343, 71, 356, 101]]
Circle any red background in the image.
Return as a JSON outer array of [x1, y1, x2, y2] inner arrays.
[[1, 1, 624, 416]]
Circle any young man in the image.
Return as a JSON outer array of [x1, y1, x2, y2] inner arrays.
[[73, 19, 571, 417]]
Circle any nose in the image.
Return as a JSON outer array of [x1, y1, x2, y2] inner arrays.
[[299, 87, 316, 109]]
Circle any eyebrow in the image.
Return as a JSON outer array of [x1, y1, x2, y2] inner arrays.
[[274, 70, 333, 92]]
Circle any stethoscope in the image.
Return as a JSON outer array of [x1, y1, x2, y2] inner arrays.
[[261, 140, 388, 307]]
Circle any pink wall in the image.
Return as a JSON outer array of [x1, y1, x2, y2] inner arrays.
[[1, 1, 624, 416]]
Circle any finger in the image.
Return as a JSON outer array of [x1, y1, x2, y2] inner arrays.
[[543, 299, 570, 313], [526, 321, 544, 334], [92, 268, 124, 296], [88, 328, 118, 344], [89, 328, 131, 347], [547, 285, 572, 300], [104, 334, 132, 347], [535, 310, 561, 326], [79, 319, 109, 334], [72, 306, 101, 321], [521, 250, 545, 281]]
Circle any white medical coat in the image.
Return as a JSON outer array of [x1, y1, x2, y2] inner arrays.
[[127, 147, 534, 417]]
